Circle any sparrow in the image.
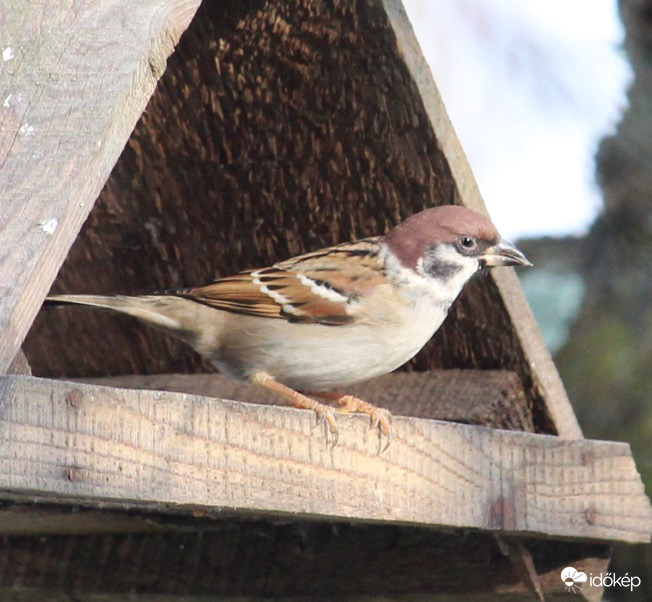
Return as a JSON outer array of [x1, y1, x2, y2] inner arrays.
[[46, 205, 531, 447]]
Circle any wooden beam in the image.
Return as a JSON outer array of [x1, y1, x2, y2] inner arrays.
[[7, 349, 30, 376], [0, 519, 611, 600], [380, 0, 582, 440], [0, 0, 200, 373], [76, 370, 535, 432], [2, 368, 534, 536], [0, 504, 169, 536], [1, 376, 650, 543]]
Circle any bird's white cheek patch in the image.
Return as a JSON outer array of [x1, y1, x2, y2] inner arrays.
[[421, 245, 480, 290], [381, 242, 478, 310]]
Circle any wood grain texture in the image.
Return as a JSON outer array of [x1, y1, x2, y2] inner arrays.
[[0, 0, 200, 373], [22, 0, 564, 438], [78, 369, 535, 432], [0, 523, 610, 600], [1, 376, 650, 543], [0, 505, 608, 600], [492, 269, 583, 438], [380, 0, 582, 439], [7, 349, 30, 376], [0, 504, 170, 536]]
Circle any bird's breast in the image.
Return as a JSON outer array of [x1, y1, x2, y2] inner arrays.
[[209, 292, 447, 391]]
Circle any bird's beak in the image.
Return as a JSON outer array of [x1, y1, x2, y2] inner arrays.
[[481, 238, 533, 267]]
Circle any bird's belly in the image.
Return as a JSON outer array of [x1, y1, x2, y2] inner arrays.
[[211, 303, 446, 391]]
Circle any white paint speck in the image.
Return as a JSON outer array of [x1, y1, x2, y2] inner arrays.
[[2, 47, 14, 61], [3, 94, 12, 108], [39, 218, 58, 235], [19, 123, 34, 135]]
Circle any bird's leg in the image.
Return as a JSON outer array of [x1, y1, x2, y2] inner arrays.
[[309, 391, 392, 451], [250, 371, 338, 445]]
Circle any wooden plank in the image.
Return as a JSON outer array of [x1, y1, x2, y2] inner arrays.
[[0, 501, 609, 602], [492, 269, 584, 437], [0, 521, 611, 600], [380, 0, 582, 440], [0, 508, 158, 536], [1, 376, 650, 543], [7, 349, 30, 376], [0, 0, 201, 374], [0, 503, 182, 536], [77, 370, 535, 432]]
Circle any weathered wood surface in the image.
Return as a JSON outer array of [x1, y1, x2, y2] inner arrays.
[[0, 523, 610, 600], [0, 501, 610, 601], [78, 370, 535, 432], [0, 504, 171, 536], [1, 376, 650, 543], [24, 0, 567, 438], [0, 0, 201, 374], [7, 349, 30, 376]]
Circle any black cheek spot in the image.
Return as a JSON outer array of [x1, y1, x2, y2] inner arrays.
[[426, 261, 463, 280], [422, 244, 465, 281]]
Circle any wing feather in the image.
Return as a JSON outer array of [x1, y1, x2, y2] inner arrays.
[[168, 238, 386, 325]]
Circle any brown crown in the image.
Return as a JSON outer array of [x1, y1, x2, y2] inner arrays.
[[381, 205, 499, 269]]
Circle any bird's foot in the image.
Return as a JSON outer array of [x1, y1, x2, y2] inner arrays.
[[312, 392, 392, 453], [251, 371, 338, 447]]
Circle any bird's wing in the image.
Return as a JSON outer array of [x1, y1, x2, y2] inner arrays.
[[168, 238, 385, 325]]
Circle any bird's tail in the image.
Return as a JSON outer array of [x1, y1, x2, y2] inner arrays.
[[44, 294, 189, 334]]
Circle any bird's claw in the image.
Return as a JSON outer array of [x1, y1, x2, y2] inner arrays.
[[307, 391, 392, 451], [313, 405, 339, 448], [369, 409, 392, 455], [334, 394, 393, 453], [369, 407, 391, 433], [378, 428, 391, 455]]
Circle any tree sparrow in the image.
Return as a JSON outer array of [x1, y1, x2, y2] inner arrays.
[[46, 205, 531, 446]]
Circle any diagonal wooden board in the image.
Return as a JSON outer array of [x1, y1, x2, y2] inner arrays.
[[381, 0, 582, 440], [1, 375, 650, 543], [0, 0, 201, 374]]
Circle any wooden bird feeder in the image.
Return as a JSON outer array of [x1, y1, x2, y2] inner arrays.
[[1, 0, 650, 599]]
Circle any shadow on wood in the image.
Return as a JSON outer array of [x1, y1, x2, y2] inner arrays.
[[0, 510, 612, 600]]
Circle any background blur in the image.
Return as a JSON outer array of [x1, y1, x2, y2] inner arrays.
[[404, 0, 652, 598]]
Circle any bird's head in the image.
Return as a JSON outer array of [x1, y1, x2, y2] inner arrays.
[[381, 205, 532, 292]]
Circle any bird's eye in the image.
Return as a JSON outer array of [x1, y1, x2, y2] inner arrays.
[[458, 236, 477, 250]]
